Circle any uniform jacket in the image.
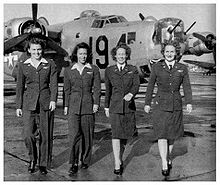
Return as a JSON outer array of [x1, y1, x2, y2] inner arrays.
[[16, 58, 58, 111], [105, 64, 140, 114], [64, 63, 101, 115], [145, 59, 192, 111]]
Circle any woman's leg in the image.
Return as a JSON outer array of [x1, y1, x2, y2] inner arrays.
[[80, 114, 95, 166], [167, 139, 174, 168], [23, 110, 38, 164], [120, 139, 127, 163], [158, 139, 168, 170], [68, 114, 81, 165], [112, 139, 121, 169], [168, 144, 174, 158]]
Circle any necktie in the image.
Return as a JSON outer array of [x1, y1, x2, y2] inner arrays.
[[169, 65, 172, 70], [120, 66, 123, 72]]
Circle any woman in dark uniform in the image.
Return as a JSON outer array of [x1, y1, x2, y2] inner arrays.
[[16, 37, 58, 174], [64, 42, 101, 175], [104, 43, 140, 175], [144, 40, 192, 176]]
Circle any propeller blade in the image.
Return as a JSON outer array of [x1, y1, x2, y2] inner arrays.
[[37, 35, 67, 56], [192, 32, 207, 42], [4, 33, 67, 57], [4, 33, 31, 54], [32, 3, 38, 22], [184, 21, 196, 34], [47, 38, 68, 56], [169, 20, 181, 34], [139, 13, 145, 21]]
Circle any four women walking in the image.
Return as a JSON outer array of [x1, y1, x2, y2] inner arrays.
[[16, 39, 192, 177]]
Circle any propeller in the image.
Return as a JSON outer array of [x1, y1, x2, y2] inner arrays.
[[193, 32, 216, 50], [192, 33, 207, 43], [4, 33, 31, 54], [168, 20, 182, 35], [193, 32, 216, 63], [4, 4, 67, 57], [32, 3, 38, 23], [184, 21, 196, 35], [139, 13, 145, 21]]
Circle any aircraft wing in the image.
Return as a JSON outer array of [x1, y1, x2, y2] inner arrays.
[[183, 60, 215, 69]]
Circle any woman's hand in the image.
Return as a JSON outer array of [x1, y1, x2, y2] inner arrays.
[[16, 109, 22, 117], [123, 93, 133, 102], [64, 107, 68, 115], [49, 101, 56, 111], [93, 104, 99, 113], [144, 105, 151, 114], [186, 104, 192, 114], [104, 108, 110, 117]]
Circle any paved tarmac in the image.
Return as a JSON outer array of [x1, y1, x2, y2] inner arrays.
[[3, 72, 216, 181]]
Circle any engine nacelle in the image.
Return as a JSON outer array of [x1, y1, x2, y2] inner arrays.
[[4, 17, 49, 41], [186, 32, 215, 56]]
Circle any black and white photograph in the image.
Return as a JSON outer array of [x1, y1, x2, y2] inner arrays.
[[2, 0, 217, 182]]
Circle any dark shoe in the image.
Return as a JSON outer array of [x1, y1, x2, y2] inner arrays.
[[69, 164, 78, 175], [81, 163, 89, 169], [39, 166, 48, 175], [114, 168, 122, 175], [28, 161, 36, 173], [168, 160, 172, 170], [114, 162, 123, 175], [162, 169, 170, 176]]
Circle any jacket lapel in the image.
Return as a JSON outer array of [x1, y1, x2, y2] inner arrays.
[[113, 65, 121, 76], [172, 62, 180, 72], [161, 61, 170, 73], [121, 65, 129, 75]]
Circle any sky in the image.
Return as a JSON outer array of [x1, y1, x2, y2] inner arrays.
[[3, 1, 216, 34]]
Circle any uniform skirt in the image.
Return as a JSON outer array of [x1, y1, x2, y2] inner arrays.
[[152, 109, 183, 140], [110, 113, 136, 139]]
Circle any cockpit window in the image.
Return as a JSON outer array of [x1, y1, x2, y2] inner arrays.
[[118, 16, 127, 23], [127, 32, 136, 44], [91, 15, 128, 28], [91, 19, 104, 28], [109, 17, 119, 23]]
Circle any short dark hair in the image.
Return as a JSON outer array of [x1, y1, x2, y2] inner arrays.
[[70, 42, 92, 63], [25, 36, 46, 54], [111, 43, 131, 61], [161, 40, 181, 57]]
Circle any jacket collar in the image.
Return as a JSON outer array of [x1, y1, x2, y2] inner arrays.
[[113, 64, 129, 75], [71, 63, 92, 70], [23, 58, 48, 64], [160, 59, 180, 72]]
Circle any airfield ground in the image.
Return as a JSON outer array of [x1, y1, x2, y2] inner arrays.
[[3, 72, 216, 181]]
